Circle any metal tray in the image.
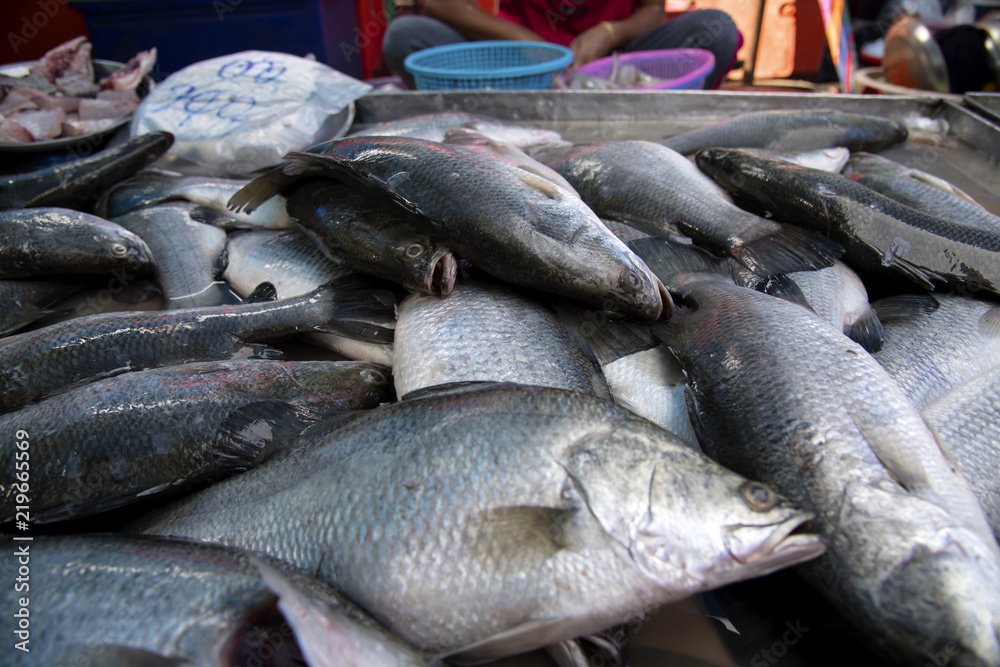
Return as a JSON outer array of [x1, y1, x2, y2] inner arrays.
[[354, 90, 1000, 216], [966, 92, 1000, 127]]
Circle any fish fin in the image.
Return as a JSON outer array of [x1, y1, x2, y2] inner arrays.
[[546, 639, 590, 667], [545, 633, 626, 667], [0, 304, 53, 337], [979, 306, 1000, 338], [308, 276, 398, 342], [444, 616, 585, 665], [400, 380, 508, 402], [553, 300, 656, 365], [227, 166, 295, 214], [845, 308, 885, 353], [215, 401, 315, 469], [37, 365, 133, 401], [887, 255, 944, 290], [473, 506, 574, 558], [513, 166, 565, 199], [755, 274, 814, 312], [313, 319, 395, 344], [871, 293, 940, 322], [628, 236, 731, 290], [851, 411, 930, 493], [68, 645, 187, 667], [733, 224, 843, 276], [188, 205, 240, 229], [242, 282, 278, 304]]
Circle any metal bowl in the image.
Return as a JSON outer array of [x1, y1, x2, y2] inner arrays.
[[0, 59, 155, 154]]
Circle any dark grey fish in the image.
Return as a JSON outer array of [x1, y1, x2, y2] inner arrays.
[[697, 148, 1000, 296], [0, 359, 392, 523], [230, 136, 667, 319], [872, 293, 1000, 409], [0, 534, 430, 666], [286, 180, 457, 296], [112, 201, 229, 309], [530, 140, 843, 277], [0, 207, 154, 280], [923, 367, 1000, 540], [632, 237, 1000, 667], [132, 382, 823, 663], [0, 276, 397, 414], [0, 278, 81, 336], [844, 152, 1000, 234], [0, 131, 173, 210], [659, 110, 907, 155]]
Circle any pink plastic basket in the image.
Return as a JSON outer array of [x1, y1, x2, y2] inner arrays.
[[570, 48, 715, 90]]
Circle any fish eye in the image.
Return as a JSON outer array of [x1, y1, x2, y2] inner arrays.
[[406, 244, 424, 257], [619, 270, 642, 293], [110, 242, 128, 258], [740, 481, 778, 512], [361, 368, 388, 386]]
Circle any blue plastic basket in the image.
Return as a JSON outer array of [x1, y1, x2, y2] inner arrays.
[[405, 41, 573, 91]]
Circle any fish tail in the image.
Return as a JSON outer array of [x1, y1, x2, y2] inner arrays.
[[845, 307, 885, 353], [627, 237, 732, 290], [733, 224, 843, 276], [227, 166, 297, 214]]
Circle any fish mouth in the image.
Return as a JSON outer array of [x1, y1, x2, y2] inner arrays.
[[728, 514, 826, 569], [655, 277, 674, 320], [427, 251, 457, 296]]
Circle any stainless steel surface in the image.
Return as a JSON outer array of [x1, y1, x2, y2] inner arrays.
[[966, 92, 1000, 126], [0, 60, 155, 154], [883, 16, 951, 93]]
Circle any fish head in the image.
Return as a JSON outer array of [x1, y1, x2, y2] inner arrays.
[[392, 237, 457, 296], [106, 230, 156, 274], [564, 429, 824, 593], [284, 361, 395, 411], [695, 148, 833, 224], [605, 253, 672, 321]]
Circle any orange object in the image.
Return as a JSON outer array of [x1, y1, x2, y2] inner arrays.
[[475, 0, 500, 15], [689, 0, 825, 79]]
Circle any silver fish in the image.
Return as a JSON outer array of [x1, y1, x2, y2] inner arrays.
[[133, 382, 824, 664], [786, 260, 884, 352], [392, 280, 610, 399]]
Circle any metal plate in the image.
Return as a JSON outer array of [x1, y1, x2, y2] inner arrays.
[[0, 59, 155, 154], [883, 16, 951, 93], [966, 92, 1000, 126]]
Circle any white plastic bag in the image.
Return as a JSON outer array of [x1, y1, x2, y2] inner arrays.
[[131, 51, 370, 176]]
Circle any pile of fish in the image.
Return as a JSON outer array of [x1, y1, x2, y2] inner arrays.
[[0, 104, 999, 667], [0, 36, 156, 143]]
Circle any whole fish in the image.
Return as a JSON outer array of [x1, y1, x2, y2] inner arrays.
[[555, 302, 698, 447], [286, 180, 457, 296], [0, 207, 154, 279], [133, 382, 825, 663], [230, 136, 668, 319], [658, 109, 907, 155], [0, 359, 392, 522], [113, 201, 230, 309], [530, 140, 843, 277], [697, 148, 1000, 296], [844, 152, 1000, 234], [349, 112, 564, 148], [37, 278, 163, 326], [872, 293, 1000, 409], [634, 237, 1000, 666], [0, 276, 397, 414], [923, 367, 1000, 539], [0, 131, 173, 210], [392, 280, 610, 399], [0, 534, 429, 667], [786, 260, 884, 352], [223, 229, 395, 366], [98, 168, 294, 229], [0, 278, 80, 336]]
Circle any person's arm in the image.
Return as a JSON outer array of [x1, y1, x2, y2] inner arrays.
[[569, 0, 665, 67], [423, 0, 546, 41]]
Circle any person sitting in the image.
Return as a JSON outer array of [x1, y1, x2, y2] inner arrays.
[[383, 0, 741, 89]]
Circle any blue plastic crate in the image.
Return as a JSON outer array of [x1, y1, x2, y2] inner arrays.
[[69, 0, 362, 79], [404, 41, 573, 91]]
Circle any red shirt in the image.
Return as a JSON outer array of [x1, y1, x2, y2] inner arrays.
[[498, 0, 636, 46]]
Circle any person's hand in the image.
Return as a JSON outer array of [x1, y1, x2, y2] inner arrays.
[[569, 24, 615, 67]]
